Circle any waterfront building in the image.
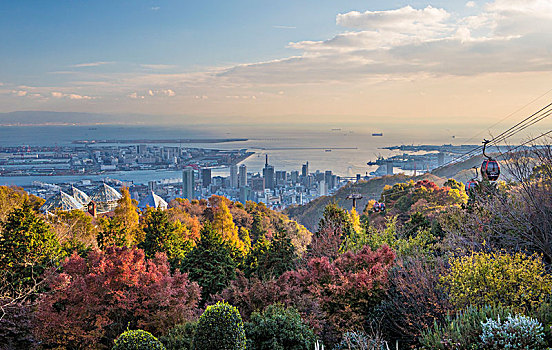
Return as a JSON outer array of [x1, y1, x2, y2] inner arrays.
[[319, 180, 326, 196], [386, 161, 394, 175], [239, 164, 247, 188], [230, 164, 238, 188], [325, 170, 334, 190], [201, 168, 212, 188], [182, 167, 195, 200]]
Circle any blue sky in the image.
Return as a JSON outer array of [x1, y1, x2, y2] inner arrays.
[[2, 0, 552, 133]]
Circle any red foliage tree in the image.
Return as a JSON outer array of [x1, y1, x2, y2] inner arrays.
[[220, 245, 396, 346], [33, 247, 201, 350]]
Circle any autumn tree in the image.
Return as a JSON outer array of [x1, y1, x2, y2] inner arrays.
[[212, 201, 246, 252], [48, 209, 98, 251], [307, 204, 353, 261], [98, 188, 141, 248], [33, 247, 200, 349]]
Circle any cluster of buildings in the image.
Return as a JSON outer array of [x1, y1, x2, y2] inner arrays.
[[181, 155, 354, 209], [0, 144, 252, 176]]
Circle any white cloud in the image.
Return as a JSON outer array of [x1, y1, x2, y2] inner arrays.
[[151, 6, 160, 11], [141, 64, 177, 70], [71, 61, 113, 68], [52, 91, 93, 100], [12, 90, 28, 97], [466, 1, 477, 8], [336, 6, 451, 38], [273, 25, 296, 29]]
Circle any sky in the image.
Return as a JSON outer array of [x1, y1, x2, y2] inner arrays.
[[2, 0, 552, 133]]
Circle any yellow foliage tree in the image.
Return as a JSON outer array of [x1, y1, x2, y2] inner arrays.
[[212, 201, 244, 251], [441, 251, 552, 311]]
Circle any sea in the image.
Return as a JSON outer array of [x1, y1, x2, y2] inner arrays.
[[0, 123, 461, 187]]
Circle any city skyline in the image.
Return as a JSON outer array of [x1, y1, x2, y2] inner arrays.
[[1, 1, 552, 133]]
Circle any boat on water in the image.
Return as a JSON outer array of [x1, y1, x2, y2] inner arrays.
[[372, 133, 383, 137]]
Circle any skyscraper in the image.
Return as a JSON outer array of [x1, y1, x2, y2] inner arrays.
[[230, 164, 238, 188], [182, 167, 195, 200], [201, 168, 211, 188], [301, 162, 309, 177], [239, 164, 247, 188], [263, 155, 274, 190]]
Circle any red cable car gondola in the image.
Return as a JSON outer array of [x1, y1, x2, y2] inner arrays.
[[481, 139, 500, 181], [465, 167, 479, 192]]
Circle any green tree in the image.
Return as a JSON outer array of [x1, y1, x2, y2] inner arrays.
[[245, 304, 315, 350], [181, 223, 237, 302], [245, 229, 297, 280], [0, 203, 61, 291], [139, 208, 194, 269]]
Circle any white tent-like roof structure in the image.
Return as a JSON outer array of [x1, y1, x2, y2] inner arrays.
[[138, 191, 168, 210], [70, 186, 90, 206], [89, 183, 122, 203], [40, 190, 84, 213]]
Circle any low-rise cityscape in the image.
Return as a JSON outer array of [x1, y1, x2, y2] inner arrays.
[[1, 142, 513, 212]]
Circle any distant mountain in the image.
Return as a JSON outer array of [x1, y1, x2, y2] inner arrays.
[[285, 173, 447, 232]]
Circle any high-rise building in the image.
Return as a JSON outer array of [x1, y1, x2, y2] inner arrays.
[[250, 177, 265, 192], [263, 165, 275, 189], [239, 164, 247, 188], [230, 164, 238, 188], [319, 180, 326, 196], [291, 170, 299, 184], [301, 162, 309, 177], [263, 155, 275, 189], [201, 168, 211, 188], [325, 170, 334, 190], [182, 167, 195, 200], [275, 170, 287, 186]]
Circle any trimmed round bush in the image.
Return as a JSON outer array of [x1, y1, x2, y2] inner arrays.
[[113, 329, 166, 350], [193, 301, 246, 350], [245, 303, 315, 350]]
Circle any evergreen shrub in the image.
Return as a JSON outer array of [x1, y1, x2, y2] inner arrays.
[[245, 303, 315, 350], [193, 301, 246, 350], [112, 329, 165, 350]]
